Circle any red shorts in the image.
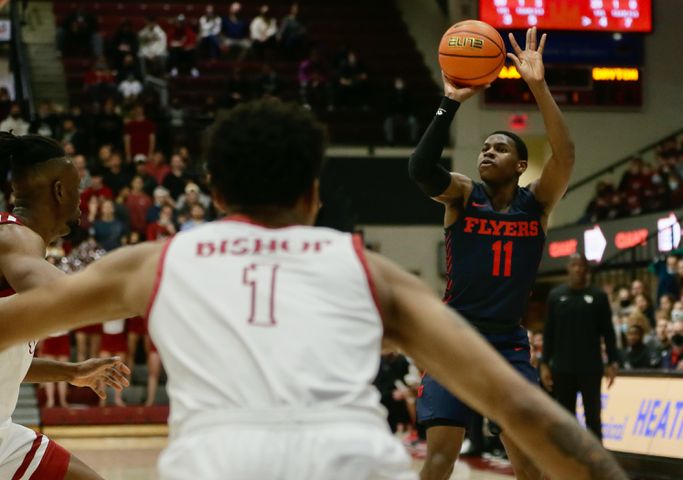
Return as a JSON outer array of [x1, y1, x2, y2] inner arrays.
[[100, 333, 127, 354], [0, 426, 70, 479], [127, 316, 147, 335], [75, 324, 102, 335], [40, 335, 70, 358]]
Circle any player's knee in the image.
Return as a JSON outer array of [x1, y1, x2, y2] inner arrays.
[[424, 449, 458, 473]]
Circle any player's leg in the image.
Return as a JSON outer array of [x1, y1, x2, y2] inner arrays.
[[499, 433, 543, 480], [578, 372, 604, 441], [417, 374, 471, 480], [145, 339, 161, 406], [421, 425, 465, 480]]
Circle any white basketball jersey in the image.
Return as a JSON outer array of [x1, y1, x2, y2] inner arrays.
[[0, 214, 36, 428], [148, 217, 385, 430]]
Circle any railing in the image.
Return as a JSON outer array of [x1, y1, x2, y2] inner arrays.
[[9, 0, 34, 117]]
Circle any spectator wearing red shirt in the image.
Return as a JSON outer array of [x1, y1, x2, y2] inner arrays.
[[124, 104, 156, 162], [84, 59, 117, 102], [80, 168, 113, 222], [124, 176, 153, 236], [168, 14, 199, 77], [146, 204, 177, 240], [146, 151, 171, 185]]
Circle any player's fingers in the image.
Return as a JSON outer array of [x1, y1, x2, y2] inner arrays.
[[94, 382, 106, 399], [113, 362, 132, 376], [506, 53, 521, 68], [529, 26, 537, 50], [508, 33, 522, 54], [108, 368, 130, 387], [104, 375, 126, 391], [538, 33, 547, 54], [525, 27, 532, 50]]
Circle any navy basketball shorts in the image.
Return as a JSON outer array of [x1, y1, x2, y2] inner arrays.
[[416, 325, 538, 431]]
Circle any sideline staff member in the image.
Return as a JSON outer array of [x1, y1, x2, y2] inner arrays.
[[541, 253, 619, 441]]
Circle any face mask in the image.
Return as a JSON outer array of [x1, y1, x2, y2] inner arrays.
[[652, 174, 662, 185], [672, 310, 683, 322], [670, 181, 679, 190], [620, 324, 629, 333]]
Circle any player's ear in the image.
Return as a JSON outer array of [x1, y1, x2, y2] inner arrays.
[[516, 159, 528, 175], [53, 180, 64, 204]]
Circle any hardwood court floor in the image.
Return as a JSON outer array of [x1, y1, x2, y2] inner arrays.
[[60, 437, 514, 480]]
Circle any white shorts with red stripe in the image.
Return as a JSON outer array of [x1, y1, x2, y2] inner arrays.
[[0, 422, 70, 480]]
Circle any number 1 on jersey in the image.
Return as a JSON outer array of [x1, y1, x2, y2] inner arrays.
[[243, 264, 279, 326], [491, 240, 513, 277]]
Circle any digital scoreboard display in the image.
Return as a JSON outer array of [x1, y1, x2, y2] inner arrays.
[[479, 0, 652, 33]]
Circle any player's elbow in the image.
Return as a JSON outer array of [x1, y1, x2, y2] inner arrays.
[[407, 155, 424, 183]]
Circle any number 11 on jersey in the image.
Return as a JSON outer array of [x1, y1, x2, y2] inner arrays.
[[491, 240, 513, 277], [243, 264, 279, 326]]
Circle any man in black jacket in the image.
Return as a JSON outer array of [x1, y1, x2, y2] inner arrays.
[[541, 254, 619, 441]]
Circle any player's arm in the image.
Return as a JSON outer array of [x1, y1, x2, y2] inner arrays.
[[367, 251, 627, 480], [408, 74, 482, 205], [0, 241, 163, 357], [508, 28, 575, 213]]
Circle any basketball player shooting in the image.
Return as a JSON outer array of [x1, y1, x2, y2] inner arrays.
[[0, 133, 130, 480], [409, 27, 575, 480], [0, 100, 624, 479]]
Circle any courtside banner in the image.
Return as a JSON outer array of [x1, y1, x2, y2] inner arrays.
[[577, 376, 683, 459]]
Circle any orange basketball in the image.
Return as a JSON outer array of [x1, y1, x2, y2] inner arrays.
[[438, 20, 506, 87]]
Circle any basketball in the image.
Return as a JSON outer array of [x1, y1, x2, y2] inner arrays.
[[438, 20, 506, 87]]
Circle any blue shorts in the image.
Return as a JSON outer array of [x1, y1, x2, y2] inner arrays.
[[416, 325, 538, 430]]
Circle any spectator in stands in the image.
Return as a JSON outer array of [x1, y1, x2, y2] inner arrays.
[[93, 99, 124, 150], [116, 53, 144, 84], [146, 203, 176, 241], [83, 59, 117, 103], [633, 292, 655, 327], [661, 322, 683, 370], [180, 204, 207, 231], [0, 103, 29, 135], [0, 87, 12, 121], [89, 199, 128, 251], [145, 341, 162, 406], [29, 101, 60, 138], [146, 186, 174, 224], [298, 49, 332, 111], [199, 4, 223, 59], [384, 77, 419, 146], [622, 325, 655, 369], [658, 293, 676, 318], [541, 254, 619, 441], [167, 14, 199, 78], [110, 20, 139, 70], [138, 17, 168, 77], [649, 315, 672, 360], [196, 96, 218, 128], [176, 182, 211, 216], [221, 68, 251, 109], [335, 50, 370, 110], [250, 5, 278, 59], [119, 73, 144, 104], [124, 105, 156, 162], [59, 117, 87, 155], [132, 154, 158, 197], [72, 154, 91, 191], [80, 168, 113, 223], [147, 151, 171, 185], [652, 254, 681, 302], [221, 2, 251, 59], [124, 176, 153, 237], [57, 9, 103, 57], [96, 143, 113, 168], [581, 181, 615, 222], [162, 154, 189, 200], [103, 151, 132, 197], [278, 3, 306, 58], [167, 97, 187, 144], [256, 64, 283, 98]]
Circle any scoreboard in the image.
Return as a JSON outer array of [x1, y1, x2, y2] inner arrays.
[[479, 0, 652, 33]]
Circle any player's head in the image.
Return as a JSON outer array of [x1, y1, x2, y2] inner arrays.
[[207, 99, 327, 225], [0, 132, 81, 237], [478, 131, 528, 186]]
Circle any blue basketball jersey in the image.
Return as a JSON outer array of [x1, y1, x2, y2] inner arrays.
[[443, 182, 545, 333]]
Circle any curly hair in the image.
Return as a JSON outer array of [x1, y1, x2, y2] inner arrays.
[[0, 131, 66, 180], [206, 99, 327, 209]]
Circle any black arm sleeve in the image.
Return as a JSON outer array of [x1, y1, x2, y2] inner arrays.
[[408, 97, 460, 197], [598, 292, 619, 365]]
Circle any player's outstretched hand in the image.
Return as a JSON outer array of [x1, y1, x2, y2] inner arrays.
[[69, 357, 131, 399], [441, 72, 488, 103], [507, 26, 546, 86]]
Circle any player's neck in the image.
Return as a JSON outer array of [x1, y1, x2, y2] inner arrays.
[[483, 181, 517, 211], [229, 208, 310, 228], [11, 206, 54, 245], [568, 279, 588, 290]]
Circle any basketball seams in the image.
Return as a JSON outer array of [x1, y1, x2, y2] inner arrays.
[[445, 55, 505, 82], [441, 29, 504, 55]]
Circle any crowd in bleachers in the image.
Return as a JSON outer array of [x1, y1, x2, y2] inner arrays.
[[581, 134, 683, 223]]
